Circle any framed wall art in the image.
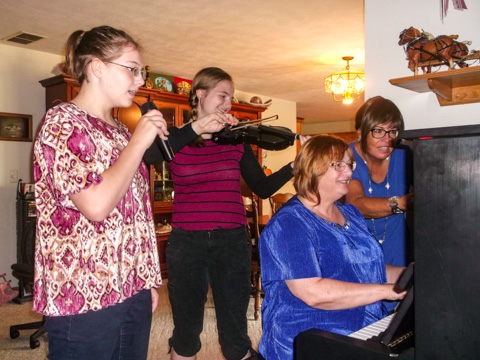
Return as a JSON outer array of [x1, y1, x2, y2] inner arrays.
[[0, 112, 32, 142]]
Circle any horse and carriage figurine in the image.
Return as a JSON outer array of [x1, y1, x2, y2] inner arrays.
[[398, 26, 480, 76]]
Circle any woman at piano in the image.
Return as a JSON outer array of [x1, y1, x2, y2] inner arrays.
[[258, 135, 408, 360]]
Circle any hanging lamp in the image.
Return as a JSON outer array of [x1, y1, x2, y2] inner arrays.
[[324, 56, 365, 104]]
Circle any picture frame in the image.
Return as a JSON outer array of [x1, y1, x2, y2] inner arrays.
[[173, 76, 192, 96], [0, 112, 32, 142], [150, 72, 175, 93]]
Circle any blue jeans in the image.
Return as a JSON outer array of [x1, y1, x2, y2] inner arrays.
[[166, 226, 252, 360], [45, 289, 152, 360]]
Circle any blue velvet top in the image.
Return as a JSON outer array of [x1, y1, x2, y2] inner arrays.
[[350, 142, 413, 312], [258, 196, 388, 360]]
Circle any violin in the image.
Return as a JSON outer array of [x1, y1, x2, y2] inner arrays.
[[211, 115, 300, 151]]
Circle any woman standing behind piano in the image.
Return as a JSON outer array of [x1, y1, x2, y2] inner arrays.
[[259, 136, 407, 360], [346, 96, 413, 313]]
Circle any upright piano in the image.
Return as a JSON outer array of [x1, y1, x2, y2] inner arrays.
[[296, 125, 480, 360]]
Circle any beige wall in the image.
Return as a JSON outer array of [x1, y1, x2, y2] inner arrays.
[[365, 0, 480, 129], [0, 44, 61, 281]]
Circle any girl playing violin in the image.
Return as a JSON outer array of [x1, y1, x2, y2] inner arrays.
[[145, 67, 307, 359]]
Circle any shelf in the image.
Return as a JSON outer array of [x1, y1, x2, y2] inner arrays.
[[389, 67, 480, 106], [153, 201, 173, 213]]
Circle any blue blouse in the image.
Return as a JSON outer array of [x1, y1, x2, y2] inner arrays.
[[258, 196, 387, 360], [349, 142, 413, 268]]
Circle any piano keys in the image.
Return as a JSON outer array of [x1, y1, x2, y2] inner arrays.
[[349, 313, 395, 341]]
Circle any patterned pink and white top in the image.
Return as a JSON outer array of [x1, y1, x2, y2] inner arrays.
[[32, 102, 162, 316]]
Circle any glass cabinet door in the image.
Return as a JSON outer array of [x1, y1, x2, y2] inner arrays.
[[156, 106, 175, 127], [180, 104, 191, 125], [150, 105, 180, 210], [152, 162, 174, 203]]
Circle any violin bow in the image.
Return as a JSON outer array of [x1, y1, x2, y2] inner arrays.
[[228, 115, 279, 131]]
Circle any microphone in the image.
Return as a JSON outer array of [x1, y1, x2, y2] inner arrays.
[[140, 101, 174, 162]]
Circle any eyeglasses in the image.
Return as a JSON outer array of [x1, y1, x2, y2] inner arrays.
[[370, 128, 399, 139], [105, 61, 146, 80], [330, 161, 356, 172]]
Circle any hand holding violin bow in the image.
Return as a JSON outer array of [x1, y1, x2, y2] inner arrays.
[[192, 112, 239, 137]]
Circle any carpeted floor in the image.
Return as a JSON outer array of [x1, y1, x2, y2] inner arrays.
[[0, 281, 263, 360]]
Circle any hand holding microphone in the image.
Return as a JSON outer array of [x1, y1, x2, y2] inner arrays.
[[140, 101, 174, 162]]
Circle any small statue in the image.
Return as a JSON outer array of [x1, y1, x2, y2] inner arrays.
[[398, 26, 470, 75], [144, 65, 153, 89], [156, 219, 172, 233], [250, 96, 263, 104]]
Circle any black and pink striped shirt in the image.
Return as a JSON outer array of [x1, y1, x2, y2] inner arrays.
[[144, 124, 294, 231], [170, 141, 246, 230]]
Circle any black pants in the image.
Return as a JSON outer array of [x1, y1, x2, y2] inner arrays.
[[166, 226, 252, 360]]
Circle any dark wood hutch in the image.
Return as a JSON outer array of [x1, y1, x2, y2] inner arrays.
[[40, 74, 266, 278]]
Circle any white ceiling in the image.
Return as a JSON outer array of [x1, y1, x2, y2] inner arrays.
[[0, 0, 365, 125]]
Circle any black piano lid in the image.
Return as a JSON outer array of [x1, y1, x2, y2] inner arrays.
[[394, 262, 414, 292], [399, 124, 480, 141]]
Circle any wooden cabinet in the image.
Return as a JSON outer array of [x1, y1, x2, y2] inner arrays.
[[329, 131, 358, 144], [40, 74, 266, 278], [39, 74, 79, 106]]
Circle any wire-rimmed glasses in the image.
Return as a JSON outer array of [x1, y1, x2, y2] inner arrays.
[[105, 61, 146, 80], [330, 161, 356, 172]]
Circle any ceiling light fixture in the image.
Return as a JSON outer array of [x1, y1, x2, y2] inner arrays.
[[324, 56, 365, 105]]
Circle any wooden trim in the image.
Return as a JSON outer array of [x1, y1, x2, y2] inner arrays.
[[389, 67, 480, 106]]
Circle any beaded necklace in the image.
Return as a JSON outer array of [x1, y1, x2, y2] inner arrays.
[[364, 156, 390, 244], [318, 203, 351, 231]]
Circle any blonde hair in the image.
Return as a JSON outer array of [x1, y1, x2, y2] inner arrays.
[[189, 67, 233, 121], [293, 135, 353, 205], [188, 67, 233, 146]]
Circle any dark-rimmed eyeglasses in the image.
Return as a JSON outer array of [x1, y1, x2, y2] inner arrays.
[[330, 161, 356, 172], [370, 128, 399, 139], [105, 61, 146, 80]]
